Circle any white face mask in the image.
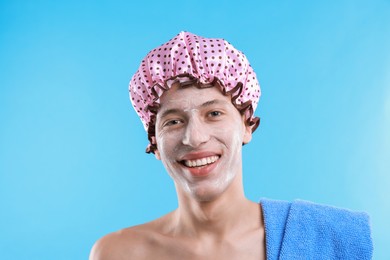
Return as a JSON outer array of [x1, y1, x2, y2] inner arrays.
[[154, 85, 252, 202]]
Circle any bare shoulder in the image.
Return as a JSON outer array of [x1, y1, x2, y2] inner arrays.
[[89, 213, 175, 260], [89, 226, 147, 260]]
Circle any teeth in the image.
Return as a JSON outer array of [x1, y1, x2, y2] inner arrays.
[[184, 156, 219, 168]]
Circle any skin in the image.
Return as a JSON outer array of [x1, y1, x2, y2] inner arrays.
[[90, 84, 266, 260]]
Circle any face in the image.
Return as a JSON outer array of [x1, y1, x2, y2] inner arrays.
[[154, 84, 252, 202]]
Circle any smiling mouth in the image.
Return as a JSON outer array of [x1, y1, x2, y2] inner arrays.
[[181, 155, 220, 168]]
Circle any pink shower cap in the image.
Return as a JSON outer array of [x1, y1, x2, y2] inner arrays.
[[129, 31, 261, 153]]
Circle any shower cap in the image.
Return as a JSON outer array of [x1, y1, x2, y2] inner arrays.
[[129, 31, 261, 153]]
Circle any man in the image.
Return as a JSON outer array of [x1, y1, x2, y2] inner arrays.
[[90, 32, 372, 259]]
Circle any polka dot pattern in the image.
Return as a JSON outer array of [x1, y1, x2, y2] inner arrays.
[[129, 31, 261, 132]]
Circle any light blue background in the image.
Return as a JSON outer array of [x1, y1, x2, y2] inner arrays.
[[1, 0, 389, 259]]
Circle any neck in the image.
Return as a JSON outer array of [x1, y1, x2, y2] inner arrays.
[[172, 175, 261, 238]]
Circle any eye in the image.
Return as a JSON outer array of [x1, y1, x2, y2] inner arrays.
[[164, 119, 182, 127], [208, 111, 222, 117]]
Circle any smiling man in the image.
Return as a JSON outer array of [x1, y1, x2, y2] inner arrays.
[[155, 84, 252, 202], [90, 32, 372, 260]]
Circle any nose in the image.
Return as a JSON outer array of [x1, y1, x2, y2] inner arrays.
[[182, 117, 210, 148]]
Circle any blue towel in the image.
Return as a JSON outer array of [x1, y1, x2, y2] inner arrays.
[[261, 198, 373, 260]]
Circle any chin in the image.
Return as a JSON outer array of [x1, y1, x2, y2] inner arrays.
[[176, 170, 238, 202]]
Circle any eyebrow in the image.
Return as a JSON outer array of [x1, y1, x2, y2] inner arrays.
[[158, 99, 228, 119], [200, 99, 227, 108]]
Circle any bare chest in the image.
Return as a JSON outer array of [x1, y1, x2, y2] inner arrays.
[[143, 231, 266, 260]]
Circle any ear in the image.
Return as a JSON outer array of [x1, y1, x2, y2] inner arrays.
[[150, 136, 161, 160], [154, 149, 161, 160], [243, 123, 252, 144]]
